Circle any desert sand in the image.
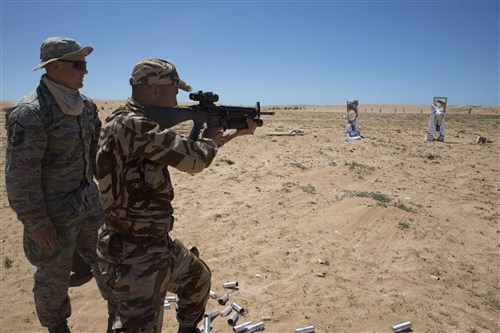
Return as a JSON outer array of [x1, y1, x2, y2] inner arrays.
[[0, 100, 498, 333]]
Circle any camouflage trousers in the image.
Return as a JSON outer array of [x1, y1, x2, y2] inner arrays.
[[97, 227, 211, 333], [24, 194, 115, 329]]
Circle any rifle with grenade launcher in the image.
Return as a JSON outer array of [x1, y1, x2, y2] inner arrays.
[[145, 91, 275, 140]]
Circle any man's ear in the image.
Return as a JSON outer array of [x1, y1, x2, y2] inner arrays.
[[44, 61, 61, 78], [145, 85, 162, 105], [45, 60, 62, 73], [150, 84, 160, 98]]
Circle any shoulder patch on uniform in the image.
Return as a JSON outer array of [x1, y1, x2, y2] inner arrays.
[[8, 121, 26, 146]]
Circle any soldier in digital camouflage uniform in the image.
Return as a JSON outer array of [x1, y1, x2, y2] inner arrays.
[[5, 37, 116, 333], [95, 58, 256, 333]]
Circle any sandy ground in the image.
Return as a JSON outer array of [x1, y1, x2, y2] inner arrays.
[[0, 100, 498, 333]]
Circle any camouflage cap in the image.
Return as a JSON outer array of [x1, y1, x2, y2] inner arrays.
[[33, 37, 93, 71], [129, 58, 192, 92]]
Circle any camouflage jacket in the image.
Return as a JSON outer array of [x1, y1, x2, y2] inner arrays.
[[96, 98, 218, 229], [5, 79, 101, 233]]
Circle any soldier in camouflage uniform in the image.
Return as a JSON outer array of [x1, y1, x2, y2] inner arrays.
[[5, 37, 116, 333], [96, 58, 256, 333]]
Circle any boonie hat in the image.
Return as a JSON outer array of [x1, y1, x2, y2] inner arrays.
[[33, 37, 93, 71], [129, 58, 192, 92]]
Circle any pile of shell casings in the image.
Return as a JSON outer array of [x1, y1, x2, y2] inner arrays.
[[165, 280, 315, 332]]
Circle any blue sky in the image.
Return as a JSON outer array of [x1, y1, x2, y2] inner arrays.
[[1, 0, 499, 106]]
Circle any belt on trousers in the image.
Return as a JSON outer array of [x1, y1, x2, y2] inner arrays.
[[105, 216, 174, 238]]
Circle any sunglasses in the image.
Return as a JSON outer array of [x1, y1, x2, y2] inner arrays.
[[59, 59, 87, 71]]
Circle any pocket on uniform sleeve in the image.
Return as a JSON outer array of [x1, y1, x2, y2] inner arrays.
[[143, 160, 171, 192]]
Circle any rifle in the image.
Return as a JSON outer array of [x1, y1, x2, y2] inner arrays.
[[144, 91, 275, 140]]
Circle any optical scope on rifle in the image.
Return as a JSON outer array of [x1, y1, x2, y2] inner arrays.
[[189, 91, 219, 103], [144, 91, 275, 140]]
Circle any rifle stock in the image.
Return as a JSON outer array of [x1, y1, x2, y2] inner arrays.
[[144, 91, 274, 140]]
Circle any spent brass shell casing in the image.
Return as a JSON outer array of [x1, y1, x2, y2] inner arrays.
[[204, 316, 211, 333], [232, 321, 252, 333], [218, 293, 229, 305], [228, 310, 239, 326], [198, 323, 213, 333], [295, 325, 315, 333], [231, 302, 245, 314], [245, 321, 265, 332], [163, 302, 171, 309], [209, 290, 217, 299], [221, 305, 232, 317], [223, 281, 239, 288], [204, 309, 219, 320], [392, 321, 412, 332], [165, 295, 177, 302]]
